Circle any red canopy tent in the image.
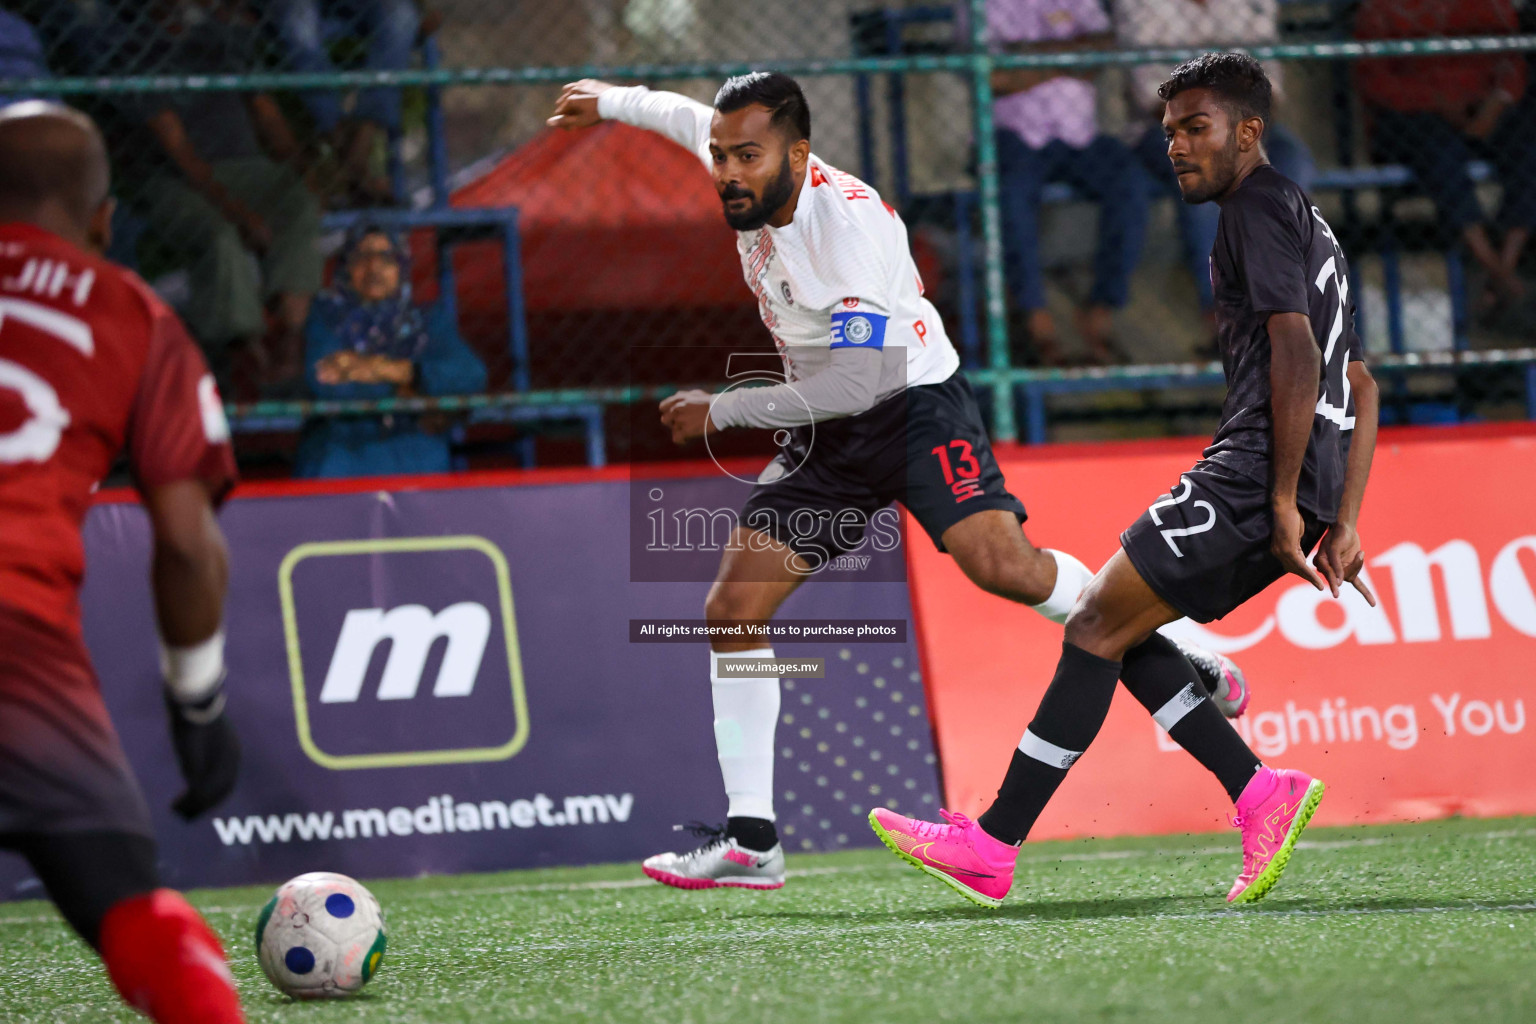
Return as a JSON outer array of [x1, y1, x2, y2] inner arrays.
[[409, 122, 942, 391], [415, 121, 749, 315]]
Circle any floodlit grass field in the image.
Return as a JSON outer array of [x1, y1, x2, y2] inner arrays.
[[1, 816, 1533, 1023]]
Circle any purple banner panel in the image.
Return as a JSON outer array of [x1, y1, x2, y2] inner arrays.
[[1, 473, 941, 900]]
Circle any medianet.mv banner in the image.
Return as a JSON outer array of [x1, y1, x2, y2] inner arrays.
[[0, 471, 940, 899]]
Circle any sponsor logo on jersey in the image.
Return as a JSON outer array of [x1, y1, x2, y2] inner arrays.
[[830, 310, 887, 350], [781, 281, 794, 306]]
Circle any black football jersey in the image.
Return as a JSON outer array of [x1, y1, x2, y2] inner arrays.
[[1202, 165, 1361, 521]]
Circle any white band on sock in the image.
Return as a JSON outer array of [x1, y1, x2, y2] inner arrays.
[[1018, 728, 1082, 770], [1030, 549, 1095, 625], [159, 629, 226, 703], [710, 647, 779, 821], [1152, 682, 1206, 732]]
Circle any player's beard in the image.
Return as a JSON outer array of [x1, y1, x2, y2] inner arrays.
[[1177, 134, 1240, 205], [720, 154, 796, 231]]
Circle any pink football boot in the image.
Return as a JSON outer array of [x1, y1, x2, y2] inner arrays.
[[1227, 767, 1326, 903], [868, 807, 1017, 908]]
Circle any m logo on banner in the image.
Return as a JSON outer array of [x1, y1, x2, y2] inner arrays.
[[278, 536, 529, 771], [320, 603, 492, 703]]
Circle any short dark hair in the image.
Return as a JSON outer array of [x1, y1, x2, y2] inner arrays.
[[1158, 51, 1272, 129], [714, 71, 811, 143]]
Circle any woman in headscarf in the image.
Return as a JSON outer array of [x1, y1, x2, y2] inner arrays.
[[295, 222, 487, 477]]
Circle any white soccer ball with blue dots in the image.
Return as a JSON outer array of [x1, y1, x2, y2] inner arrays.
[[255, 871, 386, 999]]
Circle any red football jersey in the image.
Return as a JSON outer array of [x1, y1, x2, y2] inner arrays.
[[0, 223, 237, 634]]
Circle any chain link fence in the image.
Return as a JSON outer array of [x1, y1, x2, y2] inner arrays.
[[2, 0, 1534, 472]]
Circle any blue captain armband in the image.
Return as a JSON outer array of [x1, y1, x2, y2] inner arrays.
[[829, 309, 887, 350]]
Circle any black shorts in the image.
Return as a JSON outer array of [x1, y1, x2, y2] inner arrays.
[[1119, 464, 1330, 623], [740, 373, 1026, 566], [0, 831, 159, 948], [0, 607, 155, 840]]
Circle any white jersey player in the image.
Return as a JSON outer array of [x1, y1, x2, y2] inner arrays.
[[548, 72, 1251, 891], [593, 77, 957, 424]]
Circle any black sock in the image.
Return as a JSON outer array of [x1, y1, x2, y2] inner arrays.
[[1120, 633, 1261, 802], [726, 816, 778, 852], [978, 642, 1122, 844]]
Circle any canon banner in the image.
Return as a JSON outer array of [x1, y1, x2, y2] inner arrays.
[[909, 426, 1536, 839], [1, 472, 940, 899]]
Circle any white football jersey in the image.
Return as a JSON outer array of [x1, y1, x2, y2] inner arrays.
[[598, 86, 960, 394]]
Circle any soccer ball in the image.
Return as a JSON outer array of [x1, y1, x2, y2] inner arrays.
[[255, 872, 387, 999]]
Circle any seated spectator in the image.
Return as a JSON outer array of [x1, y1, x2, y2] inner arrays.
[[1357, 0, 1536, 313], [0, 5, 48, 102], [1114, 0, 1315, 319], [259, 0, 432, 206], [295, 224, 486, 478], [988, 0, 1150, 364], [98, 0, 323, 397]]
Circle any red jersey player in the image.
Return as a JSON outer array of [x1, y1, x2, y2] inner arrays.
[[0, 103, 244, 1022]]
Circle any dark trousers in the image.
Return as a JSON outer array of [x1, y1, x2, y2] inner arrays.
[[994, 131, 1151, 311], [1369, 102, 1536, 233]]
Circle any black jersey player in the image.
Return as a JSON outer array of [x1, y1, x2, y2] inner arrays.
[[871, 53, 1380, 908]]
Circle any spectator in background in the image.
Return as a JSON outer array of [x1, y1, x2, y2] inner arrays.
[[261, 0, 431, 206], [0, 5, 48, 101], [296, 224, 486, 478], [988, 0, 1150, 364], [1357, 0, 1536, 314], [1114, 0, 1315, 321], [106, 0, 322, 396]]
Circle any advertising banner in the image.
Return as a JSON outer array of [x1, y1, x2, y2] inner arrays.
[[2, 471, 939, 899], [909, 426, 1536, 839]]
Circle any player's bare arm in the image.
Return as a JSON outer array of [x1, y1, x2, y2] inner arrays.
[[547, 79, 616, 129], [1316, 360, 1380, 604], [142, 478, 240, 821], [144, 480, 229, 647], [1266, 310, 1326, 591]]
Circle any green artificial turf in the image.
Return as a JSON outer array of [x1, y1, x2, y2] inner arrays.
[[1, 816, 1533, 1023]]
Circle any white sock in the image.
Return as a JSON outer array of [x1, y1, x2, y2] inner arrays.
[[1030, 549, 1095, 624], [710, 647, 780, 821]]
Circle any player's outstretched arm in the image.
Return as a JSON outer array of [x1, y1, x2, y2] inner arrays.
[[660, 347, 886, 443], [1266, 311, 1326, 591], [546, 79, 616, 130], [1317, 360, 1379, 605], [550, 78, 714, 156], [142, 479, 240, 820]]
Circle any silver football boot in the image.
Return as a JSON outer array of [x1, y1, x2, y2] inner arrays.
[[642, 823, 786, 890], [1169, 636, 1252, 718]]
